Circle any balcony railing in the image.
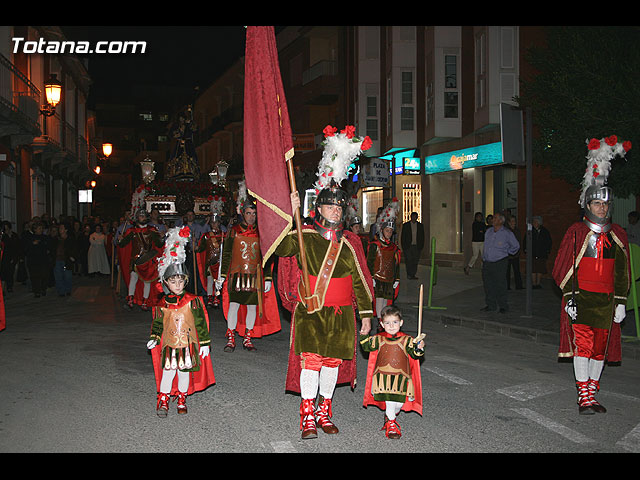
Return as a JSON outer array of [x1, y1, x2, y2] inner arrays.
[[0, 52, 41, 129]]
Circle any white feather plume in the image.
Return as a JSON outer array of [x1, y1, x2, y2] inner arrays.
[[157, 226, 190, 280], [314, 126, 370, 193], [579, 136, 631, 205]]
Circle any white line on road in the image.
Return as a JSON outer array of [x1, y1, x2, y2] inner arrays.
[[616, 422, 640, 453], [497, 382, 567, 401], [424, 366, 472, 385], [512, 408, 594, 444], [271, 440, 297, 453]]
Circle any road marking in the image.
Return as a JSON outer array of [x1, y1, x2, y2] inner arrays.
[[512, 408, 594, 444], [424, 366, 472, 385], [271, 440, 297, 453], [617, 422, 640, 453], [497, 382, 567, 401]]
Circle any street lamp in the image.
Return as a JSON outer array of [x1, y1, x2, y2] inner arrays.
[[140, 155, 156, 184], [216, 159, 229, 183], [40, 74, 62, 117], [102, 143, 113, 157]]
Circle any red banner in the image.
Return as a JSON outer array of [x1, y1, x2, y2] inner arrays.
[[244, 26, 294, 266]]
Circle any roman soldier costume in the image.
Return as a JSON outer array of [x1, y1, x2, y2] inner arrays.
[[147, 226, 215, 417], [360, 330, 423, 438], [218, 180, 280, 352], [275, 124, 374, 439], [367, 198, 401, 318], [552, 135, 632, 415], [196, 212, 225, 308], [117, 209, 164, 311]]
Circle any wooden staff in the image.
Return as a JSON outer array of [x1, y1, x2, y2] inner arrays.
[[285, 159, 313, 309], [418, 284, 423, 337], [110, 241, 115, 288]]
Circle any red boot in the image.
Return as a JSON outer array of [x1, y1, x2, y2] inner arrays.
[[242, 329, 257, 351], [224, 329, 236, 352], [176, 392, 187, 415], [587, 379, 607, 413], [576, 381, 596, 415], [300, 399, 317, 439], [382, 416, 402, 439], [315, 396, 339, 434], [156, 392, 170, 418], [125, 295, 134, 310]]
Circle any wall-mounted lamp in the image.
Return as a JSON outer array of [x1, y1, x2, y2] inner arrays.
[[40, 74, 62, 117]]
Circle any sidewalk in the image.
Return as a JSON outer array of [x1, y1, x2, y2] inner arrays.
[[394, 262, 640, 361]]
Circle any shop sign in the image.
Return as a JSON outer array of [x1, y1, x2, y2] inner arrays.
[[362, 158, 390, 186], [425, 141, 503, 174]]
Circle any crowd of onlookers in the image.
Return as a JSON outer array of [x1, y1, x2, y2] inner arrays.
[[0, 213, 117, 298]]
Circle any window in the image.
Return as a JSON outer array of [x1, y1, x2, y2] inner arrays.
[[139, 112, 153, 121], [444, 54, 459, 118], [475, 31, 487, 110], [401, 71, 414, 130]]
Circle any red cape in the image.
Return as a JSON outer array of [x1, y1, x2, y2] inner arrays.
[[362, 332, 423, 415], [221, 281, 281, 337], [150, 293, 216, 395], [117, 226, 164, 306], [195, 231, 224, 290], [278, 227, 375, 393], [552, 221, 630, 363]]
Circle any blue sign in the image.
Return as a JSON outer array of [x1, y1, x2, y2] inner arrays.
[[425, 141, 503, 174]]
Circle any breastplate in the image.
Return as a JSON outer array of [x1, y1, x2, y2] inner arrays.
[[373, 243, 396, 282], [161, 303, 197, 349], [374, 337, 410, 378], [228, 234, 260, 276]]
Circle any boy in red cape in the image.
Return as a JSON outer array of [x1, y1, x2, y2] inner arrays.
[[360, 305, 424, 439], [146, 226, 215, 417]]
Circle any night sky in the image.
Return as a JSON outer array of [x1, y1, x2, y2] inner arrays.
[[60, 25, 248, 107]]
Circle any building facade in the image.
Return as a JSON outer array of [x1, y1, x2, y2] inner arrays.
[[0, 25, 97, 230]]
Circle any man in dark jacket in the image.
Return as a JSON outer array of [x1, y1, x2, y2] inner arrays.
[[400, 212, 425, 279]]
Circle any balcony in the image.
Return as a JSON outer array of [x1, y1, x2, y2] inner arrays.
[[0, 53, 41, 139]]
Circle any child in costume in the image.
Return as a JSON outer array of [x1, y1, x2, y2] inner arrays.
[[360, 304, 424, 439], [146, 226, 215, 417]]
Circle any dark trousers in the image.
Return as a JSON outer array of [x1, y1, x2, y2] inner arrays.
[[482, 257, 509, 310], [506, 257, 522, 289], [405, 245, 420, 278]]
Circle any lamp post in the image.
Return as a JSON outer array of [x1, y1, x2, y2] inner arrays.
[[216, 159, 229, 188], [40, 74, 62, 117]]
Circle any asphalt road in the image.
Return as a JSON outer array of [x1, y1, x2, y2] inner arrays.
[[1, 274, 639, 453]]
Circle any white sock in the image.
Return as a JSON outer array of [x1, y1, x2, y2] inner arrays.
[[588, 358, 604, 382], [300, 369, 319, 400], [128, 271, 138, 296], [245, 305, 256, 330], [160, 368, 177, 394], [318, 366, 339, 399], [385, 401, 403, 420], [177, 370, 189, 393], [143, 281, 150, 299], [207, 277, 214, 296], [573, 356, 589, 382], [228, 302, 239, 330]]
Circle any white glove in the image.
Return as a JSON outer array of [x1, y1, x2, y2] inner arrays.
[[215, 278, 224, 291], [564, 298, 577, 321], [200, 346, 210, 358], [264, 280, 271, 293], [614, 304, 626, 323], [393, 281, 399, 289], [146, 339, 157, 350]]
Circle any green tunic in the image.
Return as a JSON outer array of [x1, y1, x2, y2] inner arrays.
[[275, 229, 373, 360]]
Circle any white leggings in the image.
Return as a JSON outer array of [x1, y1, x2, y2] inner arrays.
[[375, 297, 387, 318], [227, 302, 256, 331], [159, 368, 189, 394], [385, 401, 403, 420], [128, 271, 151, 298]]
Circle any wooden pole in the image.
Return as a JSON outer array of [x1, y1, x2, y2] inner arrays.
[[285, 158, 312, 303], [418, 283, 423, 337]]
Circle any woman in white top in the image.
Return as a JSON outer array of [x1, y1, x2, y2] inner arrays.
[[88, 224, 111, 275]]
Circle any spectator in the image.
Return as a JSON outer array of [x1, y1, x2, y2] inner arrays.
[[52, 223, 76, 296], [0, 221, 20, 293], [480, 213, 520, 313], [88, 224, 110, 276], [464, 212, 486, 275], [505, 216, 523, 290], [523, 216, 552, 289], [627, 211, 640, 246], [77, 224, 91, 275], [25, 222, 50, 298], [400, 211, 425, 280]]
